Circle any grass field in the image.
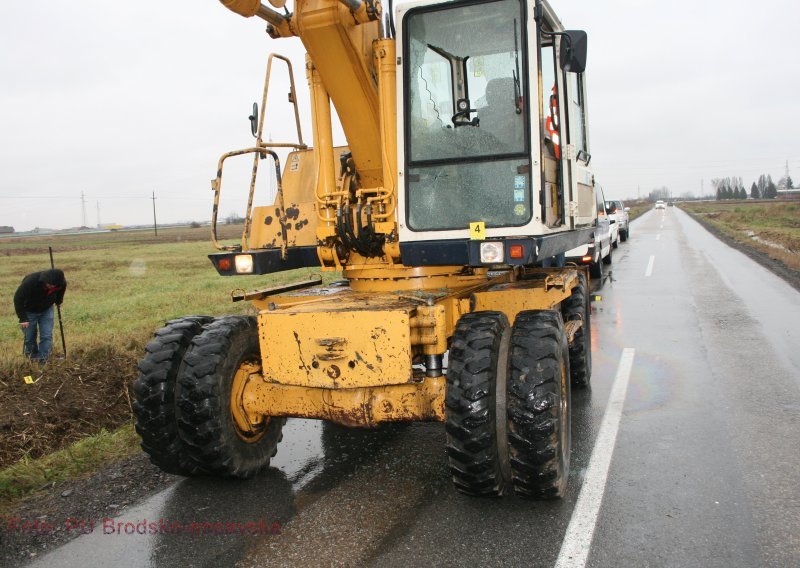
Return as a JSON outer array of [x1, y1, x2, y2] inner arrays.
[[624, 200, 651, 222], [0, 225, 324, 366], [680, 200, 800, 271], [0, 224, 331, 477]]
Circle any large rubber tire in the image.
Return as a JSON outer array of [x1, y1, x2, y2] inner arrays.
[[445, 312, 511, 496], [562, 273, 592, 388], [177, 316, 285, 478], [133, 316, 214, 475], [507, 310, 571, 498]]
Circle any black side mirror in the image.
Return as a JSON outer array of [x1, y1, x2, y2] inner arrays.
[[249, 102, 259, 138], [559, 30, 587, 73]]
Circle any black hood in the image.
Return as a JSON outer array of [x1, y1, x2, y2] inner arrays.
[[39, 269, 66, 287]]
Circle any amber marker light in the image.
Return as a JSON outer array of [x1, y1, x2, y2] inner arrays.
[[581, 255, 592, 263], [218, 258, 232, 271], [509, 245, 524, 259]]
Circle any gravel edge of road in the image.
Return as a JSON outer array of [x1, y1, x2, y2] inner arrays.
[[1, 452, 177, 565]]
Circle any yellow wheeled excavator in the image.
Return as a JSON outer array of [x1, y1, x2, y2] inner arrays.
[[134, 0, 597, 497]]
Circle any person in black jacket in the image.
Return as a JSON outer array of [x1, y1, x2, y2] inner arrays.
[[13, 269, 67, 361]]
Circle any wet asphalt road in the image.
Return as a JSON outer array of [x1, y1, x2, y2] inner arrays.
[[24, 207, 800, 567]]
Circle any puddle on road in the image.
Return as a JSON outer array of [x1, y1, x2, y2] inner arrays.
[[27, 419, 413, 568], [27, 419, 328, 568], [271, 419, 326, 487]]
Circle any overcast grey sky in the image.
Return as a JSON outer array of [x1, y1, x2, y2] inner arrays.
[[1, 0, 798, 231]]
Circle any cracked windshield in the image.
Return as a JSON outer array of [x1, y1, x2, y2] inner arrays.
[[405, 0, 531, 231]]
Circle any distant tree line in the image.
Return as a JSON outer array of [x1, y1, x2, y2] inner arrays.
[[648, 186, 671, 201], [713, 174, 789, 200], [713, 177, 747, 200]]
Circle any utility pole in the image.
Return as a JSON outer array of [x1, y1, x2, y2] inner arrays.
[[151, 191, 158, 236], [81, 191, 88, 227]]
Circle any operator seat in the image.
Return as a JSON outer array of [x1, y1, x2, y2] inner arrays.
[[478, 77, 523, 149]]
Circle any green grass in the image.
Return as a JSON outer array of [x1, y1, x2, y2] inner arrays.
[[0, 423, 140, 510], [0, 225, 336, 498], [0, 225, 329, 370], [625, 201, 652, 222]]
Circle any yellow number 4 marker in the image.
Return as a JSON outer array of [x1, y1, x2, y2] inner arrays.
[[470, 221, 486, 241]]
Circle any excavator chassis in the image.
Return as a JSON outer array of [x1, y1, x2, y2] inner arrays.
[[233, 266, 585, 428]]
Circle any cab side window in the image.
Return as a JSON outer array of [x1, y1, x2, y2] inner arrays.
[[568, 72, 588, 154]]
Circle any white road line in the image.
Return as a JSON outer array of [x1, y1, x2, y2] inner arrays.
[[555, 348, 636, 568], [645, 255, 655, 277]]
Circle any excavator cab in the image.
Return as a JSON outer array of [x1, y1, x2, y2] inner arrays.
[[397, 0, 596, 266]]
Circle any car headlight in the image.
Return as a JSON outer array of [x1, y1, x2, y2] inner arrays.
[[234, 254, 254, 274], [480, 242, 504, 264]]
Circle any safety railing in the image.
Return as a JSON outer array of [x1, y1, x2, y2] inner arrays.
[[211, 54, 307, 256]]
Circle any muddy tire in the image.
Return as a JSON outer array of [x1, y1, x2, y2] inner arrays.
[[562, 273, 592, 388], [133, 316, 214, 475], [445, 312, 511, 496], [177, 316, 285, 478], [507, 310, 571, 498]]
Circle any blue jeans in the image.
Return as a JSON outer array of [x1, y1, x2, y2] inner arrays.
[[23, 306, 55, 361]]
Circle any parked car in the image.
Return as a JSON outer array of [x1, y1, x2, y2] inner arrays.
[[566, 186, 612, 278], [605, 199, 630, 242], [655, 200, 666, 210]]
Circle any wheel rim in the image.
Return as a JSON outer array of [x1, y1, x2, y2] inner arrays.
[[230, 359, 269, 443]]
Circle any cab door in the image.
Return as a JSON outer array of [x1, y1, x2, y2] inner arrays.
[[560, 40, 595, 228]]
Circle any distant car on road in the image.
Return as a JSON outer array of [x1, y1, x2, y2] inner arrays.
[[566, 186, 613, 278], [605, 199, 630, 242], [655, 200, 666, 210]]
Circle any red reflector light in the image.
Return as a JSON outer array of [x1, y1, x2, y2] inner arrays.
[[509, 245, 524, 259], [581, 255, 592, 263], [218, 258, 232, 271]]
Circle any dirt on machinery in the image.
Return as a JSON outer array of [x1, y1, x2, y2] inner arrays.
[[0, 348, 137, 468]]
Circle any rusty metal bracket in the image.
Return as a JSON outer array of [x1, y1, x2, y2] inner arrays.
[[544, 273, 567, 292], [232, 276, 323, 302]]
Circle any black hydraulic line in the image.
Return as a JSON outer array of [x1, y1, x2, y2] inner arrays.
[[343, 202, 370, 256]]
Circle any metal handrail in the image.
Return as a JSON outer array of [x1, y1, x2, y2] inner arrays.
[[210, 53, 306, 256]]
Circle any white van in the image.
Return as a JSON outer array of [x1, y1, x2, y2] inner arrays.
[[565, 186, 612, 278]]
